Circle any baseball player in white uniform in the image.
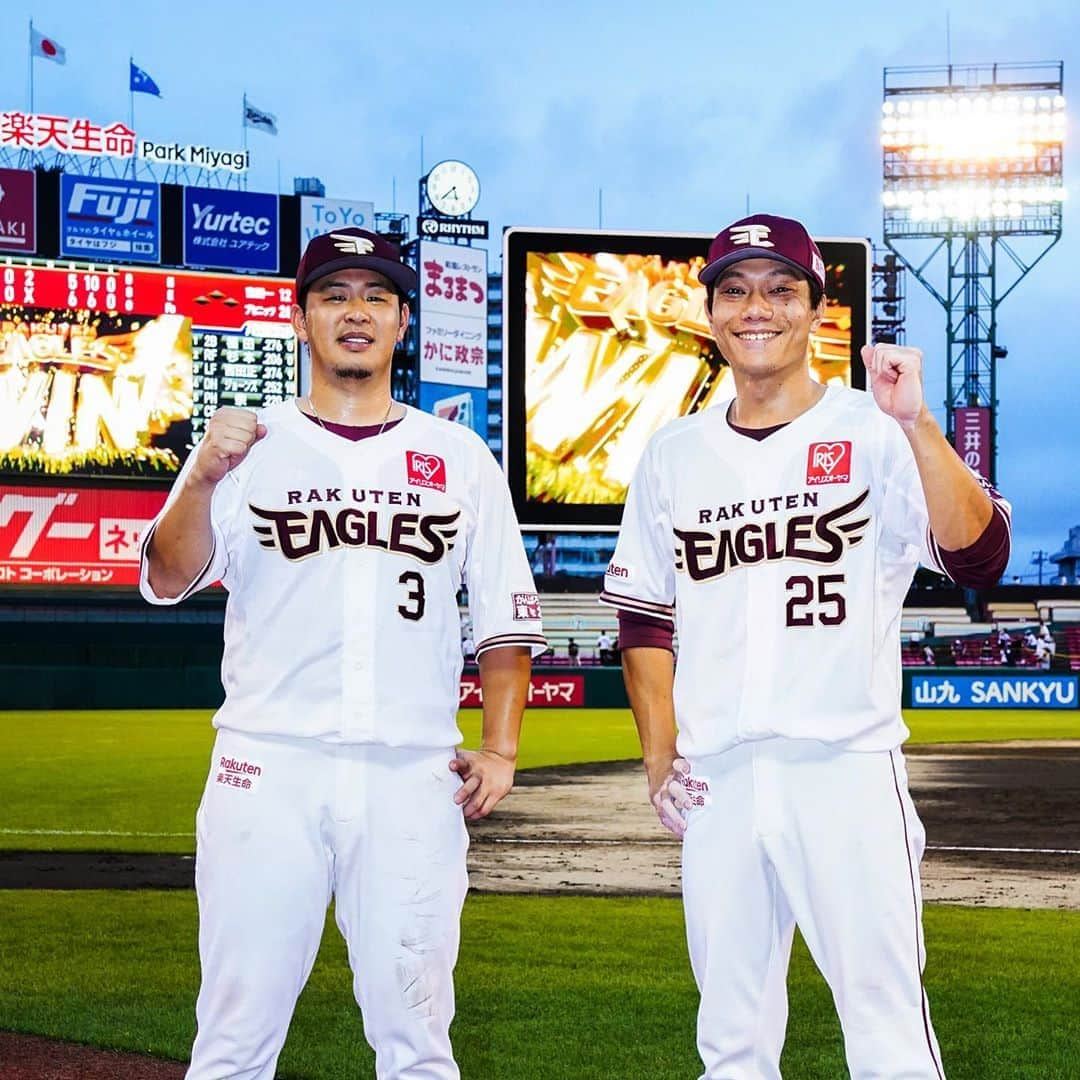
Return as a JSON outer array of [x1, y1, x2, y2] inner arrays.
[[602, 214, 1010, 1079], [141, 227, 545, 1079]]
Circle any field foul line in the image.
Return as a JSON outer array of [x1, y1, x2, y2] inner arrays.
[[1, 832, 1077, 857], [481, 838, 1080, 856], [927, 844, 1080, 856], [0, 828, 194, 838]]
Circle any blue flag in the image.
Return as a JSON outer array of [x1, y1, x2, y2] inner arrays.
[[130, 60, 161, 97]]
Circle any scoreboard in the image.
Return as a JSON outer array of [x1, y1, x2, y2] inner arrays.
[[502, 228, 871, 530], [0, 256, 297, 479]]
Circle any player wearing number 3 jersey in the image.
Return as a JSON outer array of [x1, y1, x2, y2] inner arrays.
[[141, 228, 545, 1079], [603, 215, 1010, 1079]]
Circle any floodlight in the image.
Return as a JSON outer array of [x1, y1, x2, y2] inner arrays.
[[881, 61, 1064, 485]]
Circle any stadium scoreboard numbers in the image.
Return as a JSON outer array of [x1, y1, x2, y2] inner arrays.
[[0, 256, 297, 477]]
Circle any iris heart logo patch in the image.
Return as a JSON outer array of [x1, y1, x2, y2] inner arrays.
[[806, 441, 852, 485], [406, 451, 447, 491]]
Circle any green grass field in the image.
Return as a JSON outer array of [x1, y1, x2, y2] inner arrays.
[[1, 707, 1077, 853], [1, 891, 1077, 1079], [1, 706, 1078, 1075]]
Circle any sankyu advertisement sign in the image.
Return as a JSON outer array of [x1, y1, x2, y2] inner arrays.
[[0, 168, 35, 254], [60, 174, 160, 262], [0, 486, 168, 587], [184, 187, 279, 273], [418, 239, 487, 388], [300, 196, 375, 246], [910, 673, 1078, 710], [0, 110, 246, 173]]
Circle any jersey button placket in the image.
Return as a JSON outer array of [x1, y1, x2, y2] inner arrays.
[[736, 463, 777, 739], [342, 550, 377, 741]]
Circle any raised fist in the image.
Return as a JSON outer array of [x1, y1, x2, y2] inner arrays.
[[861, 344, 926, 429], [191, 406, 267, 485]]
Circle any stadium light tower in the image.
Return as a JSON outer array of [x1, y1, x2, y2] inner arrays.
[[881, 61, 1065, 483]]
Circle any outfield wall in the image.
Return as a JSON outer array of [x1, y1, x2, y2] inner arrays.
[[4, 658, 1077, 711]]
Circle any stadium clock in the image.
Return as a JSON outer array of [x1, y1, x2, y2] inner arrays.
[[426, 160, 480, 217]]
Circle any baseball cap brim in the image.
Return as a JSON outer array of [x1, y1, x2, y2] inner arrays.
[[698, 248, 818, 289], [299, 255, 417, 298]]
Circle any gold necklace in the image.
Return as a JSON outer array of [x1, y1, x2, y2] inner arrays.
[[307, 396, 395, 436]]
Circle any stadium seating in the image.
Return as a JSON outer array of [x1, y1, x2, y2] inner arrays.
[[901, 605, 978, 638], [1066, 628, 1080, 671], [1040, 599, 1080, 622], [985, 600, 1040, 624]]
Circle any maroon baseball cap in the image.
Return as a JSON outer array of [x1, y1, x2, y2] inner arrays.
[[698, 214, 826, 292], [295, 227, 417, 302]]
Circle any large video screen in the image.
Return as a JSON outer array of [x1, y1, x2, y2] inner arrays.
[[0, 257, 297, 479], [503, 228, 870, 530]]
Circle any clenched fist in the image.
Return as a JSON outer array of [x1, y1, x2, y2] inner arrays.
[[861, 344, 927, 430], [191, 407, 267, 486]]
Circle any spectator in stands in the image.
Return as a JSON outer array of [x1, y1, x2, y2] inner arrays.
[[567, 638, 581, 667], [951, 638, 963, 665], [1034, 637, 1052, 669], [596, 629, 616, 665], [1007, 634, 1022, 666], [922, 644, 936, 666]]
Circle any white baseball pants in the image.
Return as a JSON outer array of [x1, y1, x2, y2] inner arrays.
[[185, 729, 469, 1080], [681, 738, 945, 1080]]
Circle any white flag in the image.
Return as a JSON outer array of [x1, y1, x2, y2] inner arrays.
[[243, 100, 278, 136], [30, 27, 66, 65]]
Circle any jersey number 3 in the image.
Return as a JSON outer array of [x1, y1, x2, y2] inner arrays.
[[397, 571, 426, 621], [785, 574, 846, 627]]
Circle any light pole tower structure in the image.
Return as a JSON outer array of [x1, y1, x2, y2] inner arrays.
[[880, 62, 1065, 483]]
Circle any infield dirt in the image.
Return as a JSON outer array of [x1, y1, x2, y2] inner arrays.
[[466, 741, 1080, 909], [2, 742, 1077, 909]]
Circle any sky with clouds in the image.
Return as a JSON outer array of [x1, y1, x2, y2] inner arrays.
[[1, 0, 1076, 578]]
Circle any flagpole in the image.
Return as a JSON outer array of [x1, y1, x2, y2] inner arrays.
[[28, 19, 34, 114], [242, 92, 248, 152], [129, 57, 135, 179]]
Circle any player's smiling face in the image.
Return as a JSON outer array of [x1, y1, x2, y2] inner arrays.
[[706, 259, 823, 380], [292, 268, 409, 382]]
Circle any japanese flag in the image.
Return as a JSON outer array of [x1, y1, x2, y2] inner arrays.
[[31, 27, 66, 65]]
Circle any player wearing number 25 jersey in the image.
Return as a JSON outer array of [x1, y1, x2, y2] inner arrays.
[[141, 227, 544, 1080], [604, 215, 1009, 1080]]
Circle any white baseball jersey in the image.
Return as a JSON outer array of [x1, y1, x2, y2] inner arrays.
[[140, 402, 546, 747], [601, 385, 1008, 757]]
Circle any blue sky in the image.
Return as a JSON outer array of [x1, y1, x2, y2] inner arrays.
[[2, 0, 1077, 579]]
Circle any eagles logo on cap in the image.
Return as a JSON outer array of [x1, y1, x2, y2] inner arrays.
[[698, 213, 827, 292], [330, 233, 376, 256], [729, 224, 775, 249], [296, 226, 417, 302]]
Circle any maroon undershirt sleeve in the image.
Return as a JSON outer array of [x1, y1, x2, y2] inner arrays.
[[934, 501, 1011, 589], [617, 608, 675, 652]]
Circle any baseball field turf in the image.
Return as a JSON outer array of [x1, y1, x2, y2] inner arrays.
[[2, 706, 1078, 1077], [0, 894, 1076, 1079], [2, 707, 1079, 854]]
